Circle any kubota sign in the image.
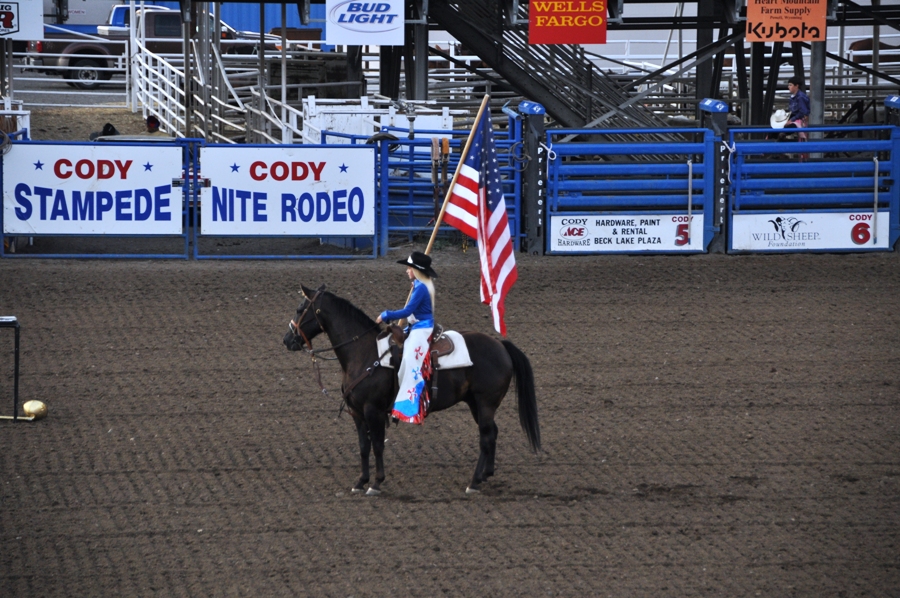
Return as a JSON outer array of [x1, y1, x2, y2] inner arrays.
[[746, 0, 827, 43]]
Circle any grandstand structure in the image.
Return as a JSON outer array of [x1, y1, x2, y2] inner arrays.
[[166, 0, 900, 138]]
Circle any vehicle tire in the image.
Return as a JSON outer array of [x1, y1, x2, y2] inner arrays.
[[65, 58, 110, 90]]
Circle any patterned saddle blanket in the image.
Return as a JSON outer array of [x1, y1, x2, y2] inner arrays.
[[377, 327, 473, 370]]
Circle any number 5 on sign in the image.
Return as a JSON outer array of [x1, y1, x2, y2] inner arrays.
[[673, 215, 693, 246]]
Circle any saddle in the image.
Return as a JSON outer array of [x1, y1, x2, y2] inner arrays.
[[378, 323, 455, 369]]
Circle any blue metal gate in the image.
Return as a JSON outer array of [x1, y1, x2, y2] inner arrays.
[[544, 128, 719, 254], [728, 125, 900, 253]]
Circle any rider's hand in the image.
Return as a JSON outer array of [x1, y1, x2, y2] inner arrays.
[[376, 315, 383, 324]]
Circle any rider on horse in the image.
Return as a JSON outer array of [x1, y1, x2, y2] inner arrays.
[[375, 251, 437, 424]]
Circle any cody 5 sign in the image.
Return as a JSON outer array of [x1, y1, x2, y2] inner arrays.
[[529, 0, 607, 45]]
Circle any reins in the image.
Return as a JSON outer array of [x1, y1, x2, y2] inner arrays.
[[289, 286, 390, 405]]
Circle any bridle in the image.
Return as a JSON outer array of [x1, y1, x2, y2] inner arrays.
[[288, 285, 385, 402], [288, 286, 380, 357], [289, 287, 326, 355]]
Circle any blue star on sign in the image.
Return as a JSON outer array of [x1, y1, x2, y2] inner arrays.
[[33, 160, 43, 170], [143, 162, 153, 171], [339, 164, 348, 173], [230, 163, 240, 173]]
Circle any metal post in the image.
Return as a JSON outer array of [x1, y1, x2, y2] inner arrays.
[[750, 43, 766, 126], [0, 317, 20, 421], [687, 160, 693, 245], [182, 0, 192, 138], [258, 3, 266, 143], [413, 23, 428, 100], [873, 157, 879, 245], [13, 322, 18, 421], [199, 2, 210, 141], [281, 2, 288, 142], [810, 42, 826, 127], [810, 41, 826, 158], [519, 101, 546, 255]]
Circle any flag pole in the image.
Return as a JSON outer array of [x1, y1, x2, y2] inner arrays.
[[424, 94, 491, 255]]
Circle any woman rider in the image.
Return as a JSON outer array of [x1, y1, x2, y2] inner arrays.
[[375, 251, 436, 424]]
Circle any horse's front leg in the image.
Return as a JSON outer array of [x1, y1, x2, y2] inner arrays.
[[363, 402, 387, 496], [351, 410, 371, 493]]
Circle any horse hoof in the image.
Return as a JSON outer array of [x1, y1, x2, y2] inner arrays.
[[365, 487, 381, 496], [351, 487, 365, 494], [465, 486, 480, 495]]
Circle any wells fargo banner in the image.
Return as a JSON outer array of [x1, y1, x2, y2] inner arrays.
[[746, 0, 827, 43], [529, 0, 607, 45]]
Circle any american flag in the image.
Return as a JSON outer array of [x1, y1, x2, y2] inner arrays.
[[443, 110, 518, 336]]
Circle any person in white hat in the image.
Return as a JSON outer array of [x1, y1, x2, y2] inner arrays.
[[376, 251, 437, 424], [770, 109, 790, 129], [772, 76, 811, 148]]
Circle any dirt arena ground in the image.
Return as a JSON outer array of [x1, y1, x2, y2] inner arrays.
[[0, 248, 898, 597]]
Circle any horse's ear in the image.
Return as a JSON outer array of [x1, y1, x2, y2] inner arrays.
[[316, 283, 327, 293], [299, 284, 314, 300]]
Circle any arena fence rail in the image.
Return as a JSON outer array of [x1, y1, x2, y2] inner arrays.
[[2, 99, 900, 258]]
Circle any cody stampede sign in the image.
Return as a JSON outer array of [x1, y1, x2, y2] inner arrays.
[[746, 0, 828, 42]]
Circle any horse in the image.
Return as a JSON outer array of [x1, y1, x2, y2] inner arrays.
[[283, 284, 541, 495], [848, 38, 900, 66]]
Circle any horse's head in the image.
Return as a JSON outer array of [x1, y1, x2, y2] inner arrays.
[[283, 284, 327, 352]]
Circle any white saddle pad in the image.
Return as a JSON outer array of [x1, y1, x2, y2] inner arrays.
[[377, 330, 473, 370]]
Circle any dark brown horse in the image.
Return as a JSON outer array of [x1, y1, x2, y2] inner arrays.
[[283, 284, 541, 495]]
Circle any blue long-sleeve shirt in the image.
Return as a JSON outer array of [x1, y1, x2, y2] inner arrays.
[[789, 89, 810, 122], [380, 280, 433, 329]]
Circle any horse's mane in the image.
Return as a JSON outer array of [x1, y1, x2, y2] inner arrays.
[[323, 291, 377, 331]]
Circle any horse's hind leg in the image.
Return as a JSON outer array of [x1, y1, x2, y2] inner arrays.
[[364, 403, 387, 496], [483, 422, 499, 479], [351, 412, 371, 493], [466, 402, 498, 494]]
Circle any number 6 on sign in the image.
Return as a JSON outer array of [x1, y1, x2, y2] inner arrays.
[[851, 222, 871, 245]]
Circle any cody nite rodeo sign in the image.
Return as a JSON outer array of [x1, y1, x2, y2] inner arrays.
[[529, 0, 607, 45]]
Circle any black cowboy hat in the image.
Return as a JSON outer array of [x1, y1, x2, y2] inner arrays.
[[397, 251, 437, 278]]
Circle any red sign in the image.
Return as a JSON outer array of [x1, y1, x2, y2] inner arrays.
[[529, 0, 607, 45]]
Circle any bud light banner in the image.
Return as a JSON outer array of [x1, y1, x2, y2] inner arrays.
[[325, 0, 404, 46], [731, 211, 890, 251], [3, 143, 184, 235], [199, 146, 375, 237], [548, 213, 704, 253]]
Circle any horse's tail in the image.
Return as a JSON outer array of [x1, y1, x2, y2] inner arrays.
[[502, 340, 541, 453]]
